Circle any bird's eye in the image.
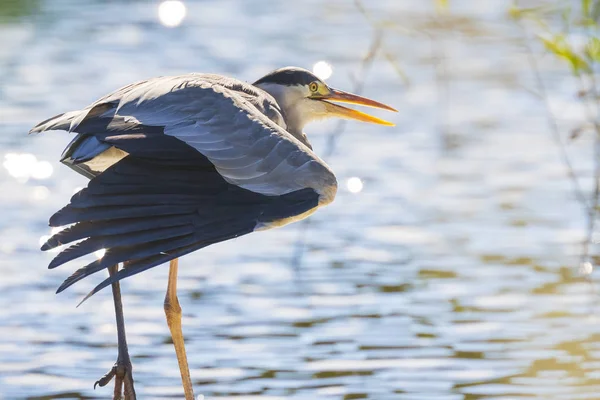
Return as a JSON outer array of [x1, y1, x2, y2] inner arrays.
[[309, 82, 319, 92]]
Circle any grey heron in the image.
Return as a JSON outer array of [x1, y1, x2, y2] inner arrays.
[[31, 66, 396, 399]]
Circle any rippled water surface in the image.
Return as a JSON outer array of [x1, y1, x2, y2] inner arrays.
[[1, 0, 600, 399]]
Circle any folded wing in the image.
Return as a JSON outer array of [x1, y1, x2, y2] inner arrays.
[[31, 74, 337, 203]]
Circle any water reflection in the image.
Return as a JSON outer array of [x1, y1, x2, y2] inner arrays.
[[94, 248, 106, 259], [346, 176, 364, 194], [580, 261, 594, 275], [1, 0, 600, 399], [31, 185, 49, 201], [158, 0, 187, 28], [313, 61, 333, 80], [37, 234, 49, 247], [30, 160, 53, 179], [3, 152, 53, 182]]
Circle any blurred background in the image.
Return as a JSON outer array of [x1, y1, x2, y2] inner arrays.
[[2, 0, 600, 398]]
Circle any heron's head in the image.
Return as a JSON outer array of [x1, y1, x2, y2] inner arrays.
[[254, 67, 396, 136]]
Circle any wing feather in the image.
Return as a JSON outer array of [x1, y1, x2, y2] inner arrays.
[[48, 74, 337, 203], [31, 73, 338, 300], [43, 155, 319, 300]]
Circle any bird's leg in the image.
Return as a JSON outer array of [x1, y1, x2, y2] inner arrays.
[[164, 258, 195, 400], [95, 264, 136, 400]]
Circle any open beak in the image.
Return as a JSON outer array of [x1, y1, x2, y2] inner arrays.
[[316, 88, 397, 126]]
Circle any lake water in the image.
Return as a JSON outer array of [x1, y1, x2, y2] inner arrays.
[[1, 0, 600, 399]]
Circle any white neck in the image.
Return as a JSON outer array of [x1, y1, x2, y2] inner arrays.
[[255, 83, 327, 148]]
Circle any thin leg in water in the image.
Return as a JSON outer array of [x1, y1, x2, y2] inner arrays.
[[95, 264, 136, 400], [164, 258, 195, 400]]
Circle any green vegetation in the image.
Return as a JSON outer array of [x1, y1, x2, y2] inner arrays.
[[510, 1, 600, 74], [511, 0, 600, 268], [0, 0, 39, 21]]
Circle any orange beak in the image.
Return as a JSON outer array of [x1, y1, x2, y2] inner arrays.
[[315, 88, 397, 126]]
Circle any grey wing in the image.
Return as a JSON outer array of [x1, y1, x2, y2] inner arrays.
[[30, 74, 338, 299], [33, 74, 337, 205]]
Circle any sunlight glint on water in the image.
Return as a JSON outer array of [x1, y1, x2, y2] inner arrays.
[[346, 176, 364, 193], [313, 61, 333, 80], [158, 0, 187, 28]]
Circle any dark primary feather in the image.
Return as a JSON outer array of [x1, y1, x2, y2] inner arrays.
[[41, 214, 194, 250], [44, 155, 319, 300]]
